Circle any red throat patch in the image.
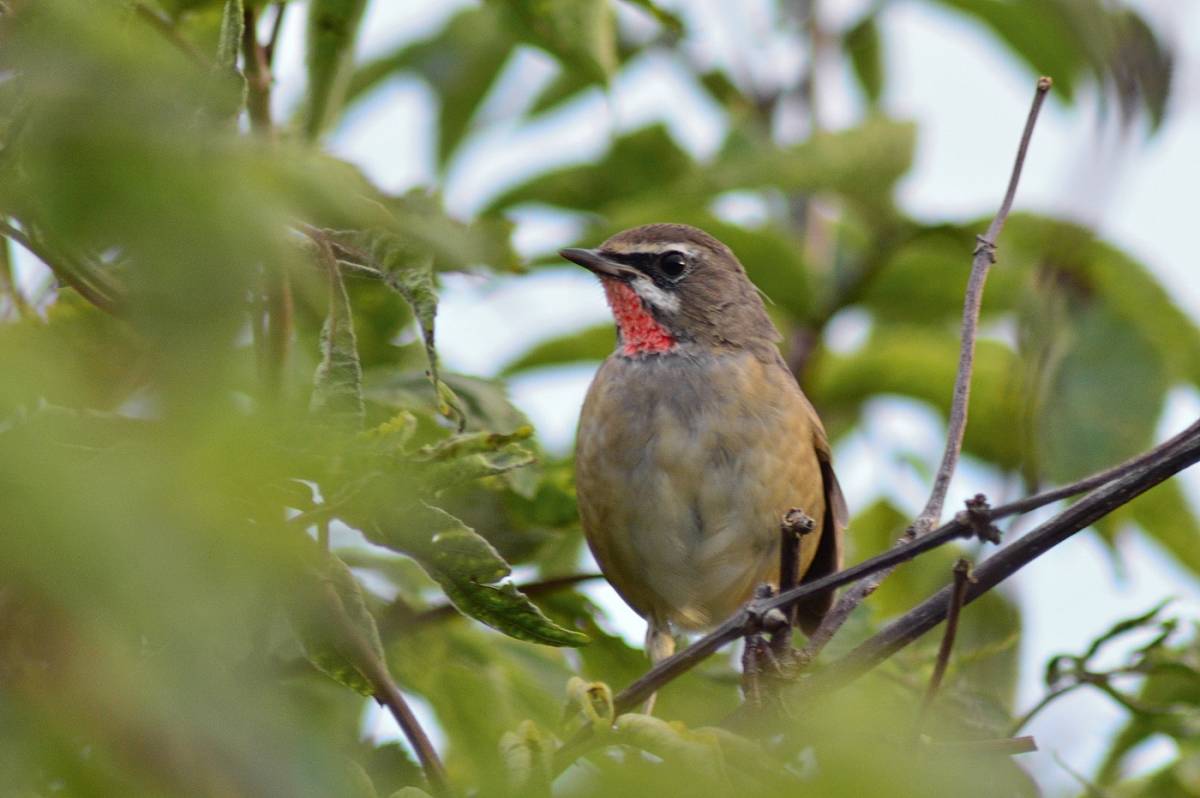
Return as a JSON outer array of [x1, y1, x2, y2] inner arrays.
[[601, 279, 676, 356]]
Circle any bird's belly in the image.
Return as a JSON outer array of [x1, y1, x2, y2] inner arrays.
[[576, 352, 825, 630]]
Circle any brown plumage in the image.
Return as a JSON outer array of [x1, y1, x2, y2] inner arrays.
[[562, 224, 848, 667]]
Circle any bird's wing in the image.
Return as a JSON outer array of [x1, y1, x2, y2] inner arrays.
[[795, 393, 848, 634]]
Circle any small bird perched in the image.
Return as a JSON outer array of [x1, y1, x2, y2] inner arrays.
[[562, 223, 847, 669]]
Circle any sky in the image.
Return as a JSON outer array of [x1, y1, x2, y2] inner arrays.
[[12, 0, 1200, 793]]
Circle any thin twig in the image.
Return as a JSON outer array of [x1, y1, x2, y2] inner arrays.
[[920, 75, 1054, 527], [1008, 684, 1081, 736], [771, 508, 815, 657], [916, 558, 974, 732], [0, 219, 122, 314], [241, 6, 273, 134], [263, 1, 287, 66], [320, 583, 452, 797], [799, 76, 1054, 661], [926, 736, 1037, 756]]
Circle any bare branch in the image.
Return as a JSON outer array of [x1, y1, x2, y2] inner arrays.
[[771, 508, 816, 657], [799, 426, 1200, 698], [916, 558, 974, 733], [799, 76, 1054, 660]]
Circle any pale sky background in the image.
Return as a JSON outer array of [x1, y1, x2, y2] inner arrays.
[[14, 1, 1200, 794]]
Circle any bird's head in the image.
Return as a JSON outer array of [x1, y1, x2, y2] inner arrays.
[[559, 223, 779, 357]]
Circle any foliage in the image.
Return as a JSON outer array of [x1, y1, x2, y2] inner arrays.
[[0, 1, 1193, 796]]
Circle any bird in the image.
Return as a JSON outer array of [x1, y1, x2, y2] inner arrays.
[[561, 223, 847, 674]]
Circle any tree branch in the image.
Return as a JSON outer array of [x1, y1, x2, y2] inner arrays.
[[798, 425, 1200, 697], [241, 6, 273, 134], [916, 558, 974, 733], [799, 76, 1054, 660]]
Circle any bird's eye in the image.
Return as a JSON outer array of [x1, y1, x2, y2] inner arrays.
[[659, 251, 688, 280]]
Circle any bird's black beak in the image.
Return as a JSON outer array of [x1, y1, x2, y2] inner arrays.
[[559, 248, 635, 280]]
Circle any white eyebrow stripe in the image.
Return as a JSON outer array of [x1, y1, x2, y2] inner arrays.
[[630, 276, 681, 314], [603, 241, 703, 258]]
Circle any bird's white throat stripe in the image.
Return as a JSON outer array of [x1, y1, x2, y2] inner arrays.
[[631, 276, 681, 313]]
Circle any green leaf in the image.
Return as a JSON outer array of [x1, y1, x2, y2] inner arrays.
[[293, 552, 387, 697], [1026, 296, 1168, 483], [501, 322, 615, 375], [711, 117, 916, 218], [310, 257, 365, 427], [215, 0, 243, 71], [387, 190, 519, 273], [368, 505, 588, 647], [343, 7, 517, 165], [1117, 480, 1200, 578], [498, 0, 616, 85], [305, 0, 369, 140], [342, 228, 466, 430], [844, 15, 883, 105], [1002, 215, 1200, 386], [810, 326, 1025, 470], [487, 124, 692, 214], [417, 427, 534, 461]]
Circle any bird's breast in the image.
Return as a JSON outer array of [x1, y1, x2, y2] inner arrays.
[[575, 348, 825, 629]]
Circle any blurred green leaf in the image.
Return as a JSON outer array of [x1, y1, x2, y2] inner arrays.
[[498, 0, 617, 85], [502, 322, 614, 375], [1025, 288, 1168, 483], [811, 326, 1025, 469], [499, 719, 554, 797], [293, 551, 386, 697], [1100, 479, 1200, 579], [845, 14, 884, 106], [344, 7, 517, 165], [488, 124, 692, 213], [713, 117, 915, 214], [305, 0, 368, 140]]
